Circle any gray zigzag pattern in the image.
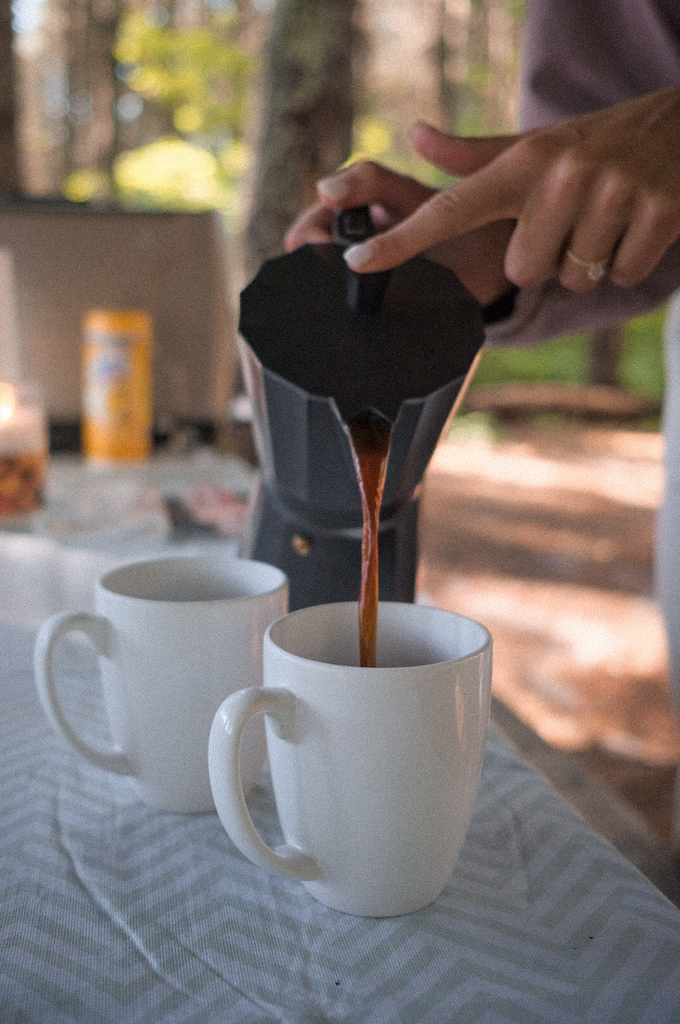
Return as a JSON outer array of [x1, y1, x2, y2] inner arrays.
[[1, 621, 680, 1023], [4, 747, 680, 1023]]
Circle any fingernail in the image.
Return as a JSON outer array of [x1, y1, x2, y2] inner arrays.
[[343, 241, 376, 270], [317, 175, 351, 202]]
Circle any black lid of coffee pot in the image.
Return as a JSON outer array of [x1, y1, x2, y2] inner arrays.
[[239, 210, 485, 425]]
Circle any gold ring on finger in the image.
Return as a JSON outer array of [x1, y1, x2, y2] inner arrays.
[[566, 248, 609, 282]]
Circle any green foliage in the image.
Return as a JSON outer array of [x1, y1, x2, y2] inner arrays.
[[345, 115, 453, 190], [113, 135, 248, 214], [503, 0, 527, 21], [115, 7, 256, 142], [473, 334, 592, 387], [65, 5, 257, 222], [63, 168, 111, 204], [471, 307, 666, 402], [619, 306, 666, 399]]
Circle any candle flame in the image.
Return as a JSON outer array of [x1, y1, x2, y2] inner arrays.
[[0, 384, 16, 423]]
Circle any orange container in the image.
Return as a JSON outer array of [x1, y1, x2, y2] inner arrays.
[[81, 309, 153, 462]]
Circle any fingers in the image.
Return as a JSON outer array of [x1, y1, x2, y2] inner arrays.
[[503, 147, 676, 294], [290, 130, 529, 273], [609, 191, 680, 286], [504, 154, 587, 287], [317, 161, 435, 219], [289, 91, 680, 291], [556, 172, 632, 292], [503, 154, 629, 291], [425, 219, 516, 305], [285, 161, 436, 254], [553, 170, 680, 292], [343, 161, 521, 272], [412, 122, 518, 176], [284, 204, 335, 251]]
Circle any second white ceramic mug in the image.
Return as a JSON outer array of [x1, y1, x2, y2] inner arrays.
[[34, 555, 288, 813], [209, 601, 492, 916]]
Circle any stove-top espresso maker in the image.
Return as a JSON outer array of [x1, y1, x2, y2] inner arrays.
[[238, 208, 485, 610]]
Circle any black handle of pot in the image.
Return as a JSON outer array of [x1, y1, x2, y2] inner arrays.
[[333, 207, 391, 315]]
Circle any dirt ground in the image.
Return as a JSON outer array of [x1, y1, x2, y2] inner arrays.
[[416, 417, 680, 846]]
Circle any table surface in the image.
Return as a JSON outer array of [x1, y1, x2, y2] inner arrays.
[[1, 470, 680, 1023]]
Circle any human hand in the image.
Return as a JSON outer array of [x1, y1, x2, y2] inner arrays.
[[283, 164, 436, 249], [284, 159, 514, 306], [330, 85, 680, 295]]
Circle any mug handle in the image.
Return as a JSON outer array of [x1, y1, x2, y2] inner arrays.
[[209, 687, 319, 881], [34, 611, 132, 775]]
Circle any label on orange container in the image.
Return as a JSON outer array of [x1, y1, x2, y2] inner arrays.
[[82, 309, 153, 462]]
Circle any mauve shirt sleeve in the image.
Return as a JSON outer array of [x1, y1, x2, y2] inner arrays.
[[484, 0, 680, 348]]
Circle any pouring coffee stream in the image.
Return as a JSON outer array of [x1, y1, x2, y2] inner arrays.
[[238, 207, 486, 651], [345, 409, 392, 667], [337, 208, 393, 667]]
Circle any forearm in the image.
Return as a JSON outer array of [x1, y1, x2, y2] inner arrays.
[[519, 0, 680, 130]]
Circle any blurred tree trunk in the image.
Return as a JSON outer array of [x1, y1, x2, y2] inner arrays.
[[244, 0, 359, 277], [62, 0, 118, 183], [0, 0, 21, 194], [438, 0, 522, 135], [433, 0, 455, 129], [591, 323, 625, 387]]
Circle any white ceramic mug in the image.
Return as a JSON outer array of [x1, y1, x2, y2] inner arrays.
[[209, 601, 492, 917], [34, 556, 288, 813]]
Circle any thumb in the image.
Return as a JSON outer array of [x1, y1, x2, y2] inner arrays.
[[412, 122, 518, 177]]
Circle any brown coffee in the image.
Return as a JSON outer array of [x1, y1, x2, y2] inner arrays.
[[346, 411, 392, 668]]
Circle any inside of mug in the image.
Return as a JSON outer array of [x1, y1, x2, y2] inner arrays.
[[269, 602, 490, 668], [101, 556, 286, 603]]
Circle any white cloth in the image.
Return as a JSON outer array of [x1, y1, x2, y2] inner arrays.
[[1, 618, 680, 1022]]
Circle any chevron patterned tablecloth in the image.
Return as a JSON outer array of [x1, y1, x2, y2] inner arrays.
[[1, 618, 680, 1023]]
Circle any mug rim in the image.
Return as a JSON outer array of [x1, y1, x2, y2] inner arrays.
[[265, 600, 492, 672], [98, 555, 288, 604]]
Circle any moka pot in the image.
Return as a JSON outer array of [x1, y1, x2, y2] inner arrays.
[[238, 209, 485, 610]]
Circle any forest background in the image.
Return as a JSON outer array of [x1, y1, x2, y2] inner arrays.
[[0, 0, 666, 409]]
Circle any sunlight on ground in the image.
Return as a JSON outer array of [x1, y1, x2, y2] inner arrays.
[[417, 424, 680, 766]]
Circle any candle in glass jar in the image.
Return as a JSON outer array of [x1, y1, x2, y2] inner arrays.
[[0, 383, 46, 453], [0, 383, 48, 516]]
